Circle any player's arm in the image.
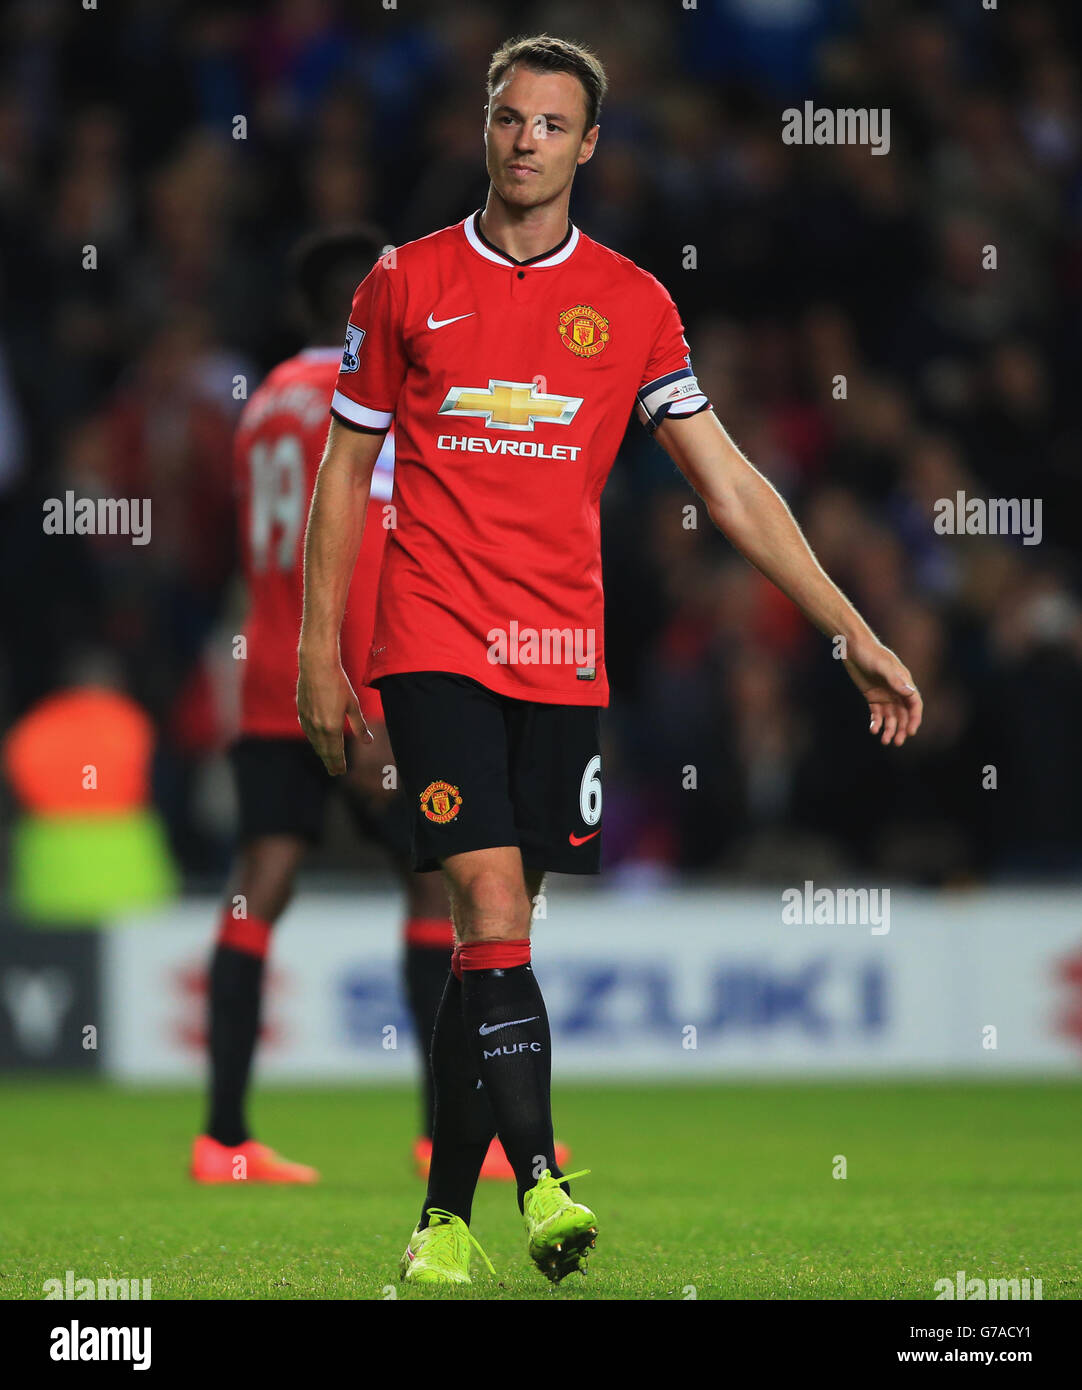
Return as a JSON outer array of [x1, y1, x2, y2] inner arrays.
[[655, 408, 923, 746], [297, 418, 382, 774]]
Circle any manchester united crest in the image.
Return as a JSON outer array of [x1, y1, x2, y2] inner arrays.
[[558, 304, 610, 358], [419, 780, 463, 824]]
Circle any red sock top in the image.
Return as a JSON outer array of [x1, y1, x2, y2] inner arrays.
[[216, 910, 272, 960], [456, 939, 531, 972], [404, 916, 455, 949]]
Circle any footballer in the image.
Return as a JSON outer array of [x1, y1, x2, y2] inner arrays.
[[298, 36, 922, 1284], [193, 229, 456, 1185]]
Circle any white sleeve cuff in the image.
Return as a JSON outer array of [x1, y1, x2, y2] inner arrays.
[[331, 390, 392, 431]]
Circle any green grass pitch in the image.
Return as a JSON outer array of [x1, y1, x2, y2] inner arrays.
[[2, 1079, 1079, 1300]]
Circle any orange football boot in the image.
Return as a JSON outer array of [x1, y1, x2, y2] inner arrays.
[[478, 1137, 573, 1181], [478, 1137, 515, 1180], [190, 1135, 319, 1184], [412, 1136, 571, 1181], [413, 1136, 433, 1179]]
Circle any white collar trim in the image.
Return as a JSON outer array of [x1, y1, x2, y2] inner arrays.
[[462, 212, 580, 269]]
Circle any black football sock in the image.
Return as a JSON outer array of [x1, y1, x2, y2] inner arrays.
[[403, 922, 455, 1138], [419, 969, 497, 1229], [206, 913, 272, 1147], [458, 941, 562, 1211]]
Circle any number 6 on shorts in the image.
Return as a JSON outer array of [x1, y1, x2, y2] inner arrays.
[[579, 754, 602, 827]]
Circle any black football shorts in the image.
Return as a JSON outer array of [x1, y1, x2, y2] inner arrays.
[[231, 736, 411, 862], [376, 671, 603, 875]]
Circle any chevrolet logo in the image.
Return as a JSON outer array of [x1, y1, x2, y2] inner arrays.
[[438, 379, 583, 431]]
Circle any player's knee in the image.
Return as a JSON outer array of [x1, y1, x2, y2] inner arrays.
[[236, 837, 305, 922], [406, 870, 451, 921], [453, 870, 530, 941], [237, 880, 291, 924]]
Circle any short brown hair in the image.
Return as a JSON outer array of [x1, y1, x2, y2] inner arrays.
[[487, 34, 608, 134]]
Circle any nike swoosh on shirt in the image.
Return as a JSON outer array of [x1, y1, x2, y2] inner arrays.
[[426, 312, 474, 330], [568, 830, 601, 846], [478, 1016, 540, 1036]]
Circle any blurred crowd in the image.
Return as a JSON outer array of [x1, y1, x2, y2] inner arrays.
[[1, 0, 1080, 886]]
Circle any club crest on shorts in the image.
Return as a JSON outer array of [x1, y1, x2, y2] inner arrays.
[[419, 780, 462, 823], [558, 304, 610, 358]]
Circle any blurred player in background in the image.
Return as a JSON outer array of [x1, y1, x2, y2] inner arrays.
[[191, 229, 456, 1183]]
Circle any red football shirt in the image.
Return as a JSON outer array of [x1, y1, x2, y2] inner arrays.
[[330, 212, 710, 706], [235, 348, 395, 736]]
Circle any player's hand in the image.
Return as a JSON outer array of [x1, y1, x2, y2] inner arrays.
[[297, 656, 373, 775], [841, 635, 923, 747]]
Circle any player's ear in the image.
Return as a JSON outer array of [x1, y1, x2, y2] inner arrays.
[[577, 124, 599, 165]]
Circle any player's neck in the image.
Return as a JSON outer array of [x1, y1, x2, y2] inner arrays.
[[479, 190, 572, 264]]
